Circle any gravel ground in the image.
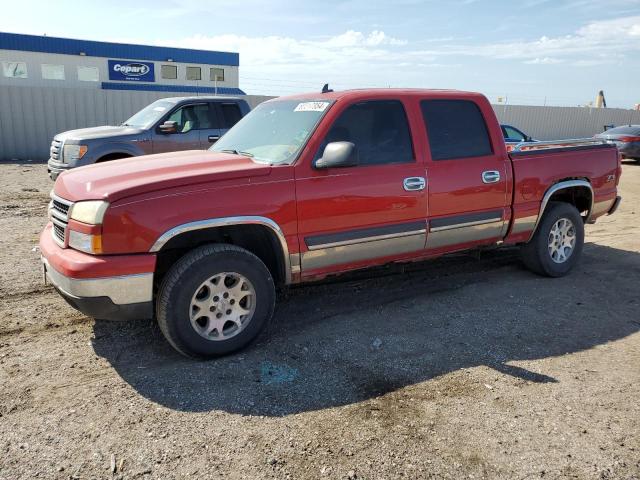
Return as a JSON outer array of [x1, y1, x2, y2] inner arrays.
[[0, 161, 639, 480]]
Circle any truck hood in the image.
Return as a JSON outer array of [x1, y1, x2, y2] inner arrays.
[[55, 125, 145, 142], [54, 150, 272, 202]]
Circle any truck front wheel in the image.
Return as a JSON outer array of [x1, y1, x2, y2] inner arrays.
[[520, 201, 584, 277], [157, 244, 276, 358]]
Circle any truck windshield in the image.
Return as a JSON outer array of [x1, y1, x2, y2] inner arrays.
[[122, 100, 175, 128], [210, 99, 333, 165]]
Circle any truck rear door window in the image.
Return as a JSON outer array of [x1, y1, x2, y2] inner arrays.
[[218, 103, 243, 129], [316, 100, 414, 166], [420, 100, 493, 160]]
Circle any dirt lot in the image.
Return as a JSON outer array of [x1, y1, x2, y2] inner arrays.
[[0, 162, 639, 480]]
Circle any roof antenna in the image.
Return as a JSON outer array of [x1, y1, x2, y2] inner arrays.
[[322, 83, 333, 93]]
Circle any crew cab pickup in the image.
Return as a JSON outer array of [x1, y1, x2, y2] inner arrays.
[[40, 89, 622, 358], [47, 96, 250, 180]]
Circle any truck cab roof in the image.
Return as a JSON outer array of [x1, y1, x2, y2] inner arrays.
[[159, 95, 247, 104], [274, 88, 485, 103]]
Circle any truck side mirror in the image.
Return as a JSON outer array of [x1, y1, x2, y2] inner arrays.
[[315, 142, 358, 169], [159, 121, 178, 134]]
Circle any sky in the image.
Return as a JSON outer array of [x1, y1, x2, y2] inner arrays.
[[1, 0, 639, 108]]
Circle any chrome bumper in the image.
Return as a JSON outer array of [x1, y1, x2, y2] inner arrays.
[[42, 257, 153, 305], [48, 159, 69, 181]]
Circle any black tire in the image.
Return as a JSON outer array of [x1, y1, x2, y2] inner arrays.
[[157, 243, 275, 358], [520, 201, 584, 277]]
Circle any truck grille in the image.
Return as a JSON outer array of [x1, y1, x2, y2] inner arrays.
[[48, 193, 73, 247], [53, 222, 66, 243], [50, 139, 63, 162], [51, 198, 70, 217]]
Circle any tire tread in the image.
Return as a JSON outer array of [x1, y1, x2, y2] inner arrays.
[[156, 243, 274, 358], [520, 201, 584, 277]]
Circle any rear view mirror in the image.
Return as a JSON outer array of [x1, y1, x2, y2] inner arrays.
[[315, 142, 358, 169], [159, 121, 178, 134]]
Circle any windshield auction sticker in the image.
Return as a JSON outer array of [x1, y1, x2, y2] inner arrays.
[[294, 102, 330, 112]]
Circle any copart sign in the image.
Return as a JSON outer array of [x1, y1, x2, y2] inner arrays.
[[108, 60, 155, 82]]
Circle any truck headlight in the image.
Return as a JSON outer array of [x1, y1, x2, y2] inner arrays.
[[69, 201, 109, 225], [63, 144, 88, 162], [68, 230, 103, 254]]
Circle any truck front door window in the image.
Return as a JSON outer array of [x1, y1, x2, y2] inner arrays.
[[167, 104, 212, 133], [316, 100, 414, 166]]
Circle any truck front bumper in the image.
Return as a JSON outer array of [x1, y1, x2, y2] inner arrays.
[[48, 159, 70, 181], [40, 225, 155, 320]]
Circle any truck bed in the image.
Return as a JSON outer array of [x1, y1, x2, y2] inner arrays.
[[506, 139, 620, 244]]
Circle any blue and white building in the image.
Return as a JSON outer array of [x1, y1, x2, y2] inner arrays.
[[0, 32, 262, 160], [0, 31, 244, 95]]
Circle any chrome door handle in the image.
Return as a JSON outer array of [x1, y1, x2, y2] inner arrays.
[[482, 170, 501, 184], [208, 135, 220, 143], [403, 177, 426, 191]]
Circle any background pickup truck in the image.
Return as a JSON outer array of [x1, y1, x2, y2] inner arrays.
[[47, 96, 250, 180], [40, 89, 621, 358]]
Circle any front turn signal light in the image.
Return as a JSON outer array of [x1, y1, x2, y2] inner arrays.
[[68, 230, 103, 254]]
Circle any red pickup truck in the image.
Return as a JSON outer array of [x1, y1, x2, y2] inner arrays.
[[40, 89, 622, 358]]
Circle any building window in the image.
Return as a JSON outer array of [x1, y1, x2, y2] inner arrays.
[[161, 64, 177, 79], [77, 66, 99, 82], [210, 68, 224, 82], [2, 61, 28, 78], [186, 66, 201, 81], [41, 64, 65, 80]]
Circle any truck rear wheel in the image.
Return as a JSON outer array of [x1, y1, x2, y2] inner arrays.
[[157, 244, 275, 358], [520, 201, 584, 277]]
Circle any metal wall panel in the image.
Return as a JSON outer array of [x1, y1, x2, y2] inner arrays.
[[493, 104, 640, 140]]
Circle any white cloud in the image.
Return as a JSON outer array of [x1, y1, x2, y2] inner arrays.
[[178, 30, 407, 69], [459, 15, 640, 62], [523, 57, 563, 65], [323, 30, 407, 47], [173, 16, 640, 75], [129, 16, 640, 98]]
